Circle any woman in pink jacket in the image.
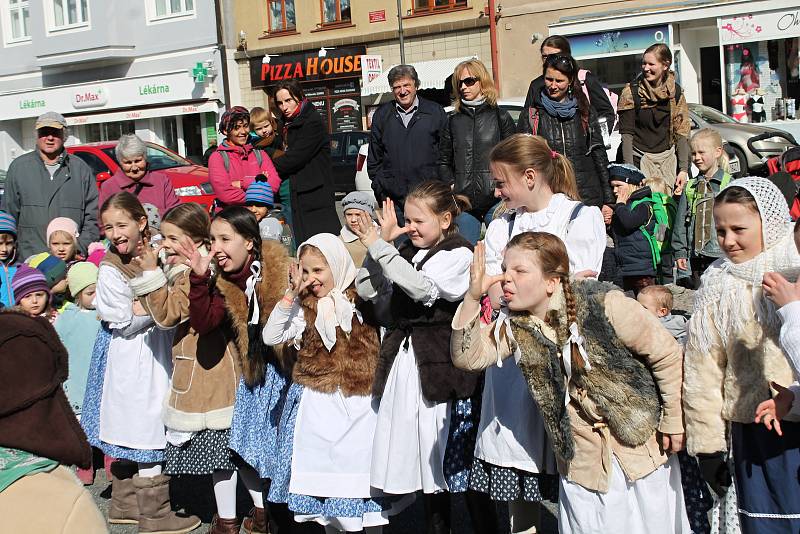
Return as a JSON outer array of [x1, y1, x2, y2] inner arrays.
[[208, 106, 281, 209]]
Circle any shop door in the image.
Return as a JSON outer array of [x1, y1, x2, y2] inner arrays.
[[182, 114, 203, 165], [700, 47, 723, 112]]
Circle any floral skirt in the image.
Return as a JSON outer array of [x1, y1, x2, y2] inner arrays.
[[164, 429, 236, 475], [469, 458, 558, 503]]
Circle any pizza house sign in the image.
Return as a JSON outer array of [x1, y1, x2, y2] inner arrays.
[[250, 46, 366, 88]]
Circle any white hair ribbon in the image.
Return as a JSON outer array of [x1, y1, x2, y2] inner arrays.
[[561, 322, 591, 406], [245, 260, 262, 326]]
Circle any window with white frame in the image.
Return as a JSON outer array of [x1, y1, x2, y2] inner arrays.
[[49, 0, 89, 30], [3, 0, 31, 42], [153, 0, 194, 19]]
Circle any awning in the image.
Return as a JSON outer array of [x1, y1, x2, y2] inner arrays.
[[65, 101, 219, 127], [361, 56, 477, 96]]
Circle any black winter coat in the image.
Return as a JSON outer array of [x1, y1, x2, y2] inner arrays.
[[611, 186, 657, 277], [522, 73, 616, 131], [272, 102, 341, 243], [518, 92, 614, 208], [367, 97, 448, 204], [437, 102, 516, 215]]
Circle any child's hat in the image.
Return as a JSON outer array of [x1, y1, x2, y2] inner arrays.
[[46, 217, 79, 243], [12, 264, 50, 304], [341, 191, 376, 219], [608, 163, 646, 185], [86, 241, 107, 267], [0, 210, 16, 236], [67, 261, 98, 296], [26, 252, 67, 288], [245, 181, 274, 207]]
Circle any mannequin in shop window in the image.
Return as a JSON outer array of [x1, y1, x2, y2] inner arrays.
[[730, 87, 749, 123], [748, 88, 767, 123]]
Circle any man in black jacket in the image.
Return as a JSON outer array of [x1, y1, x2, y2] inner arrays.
[[367, 65, 448, 212]]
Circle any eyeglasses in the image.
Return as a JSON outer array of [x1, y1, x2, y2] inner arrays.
[[459, 77, 479, 88]]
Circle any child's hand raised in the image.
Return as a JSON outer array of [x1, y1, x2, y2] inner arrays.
[[755, 381, 795, 436], [468, 241, 504, 302], [376, 198, 409, 243], [169, 235, 212, 277], [763, 272, 800, 308], [351, 211, 380, 248], [131, 241, 160, 272], [288, 261, 311, 298]]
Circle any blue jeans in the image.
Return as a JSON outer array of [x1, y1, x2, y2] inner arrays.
[[455, 212, 481, 245]]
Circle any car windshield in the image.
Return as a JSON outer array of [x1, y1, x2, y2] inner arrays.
[[102, 144, 192, 171], [688, 104, 739, 125]]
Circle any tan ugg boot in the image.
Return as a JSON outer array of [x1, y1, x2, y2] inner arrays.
[[108, 470, 140, 524], [133, 473, 201, 534]]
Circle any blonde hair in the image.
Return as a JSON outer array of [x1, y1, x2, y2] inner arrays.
[[451, 59, 498, 113], [644, 176, 668, 195], [639, 284, 673, 311], [249, 106, 276, 130], [406, 180, 471, 237], [490, 134, 580, 200], [691, 128, 730, 173]]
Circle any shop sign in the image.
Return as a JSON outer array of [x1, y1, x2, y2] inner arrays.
[[139, 83, 171, 96], [19, 98, 46, 110], [568, 26, 669, 59], [332, 97, 361, 132], [72, 86, 108, 109], [369, 10, 386, 23], [360, 55, 383, 87], [720, 9, 800, 44], [249, 46, 366, 88]]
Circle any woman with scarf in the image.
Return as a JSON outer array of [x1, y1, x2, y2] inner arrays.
[[207, 106, 281, 210], [684, 177, 800, 534], [519, 54, 614, 210], [272, 80, 341, 243], [617, 44, 691, 195], [437, 59, 516, 244]]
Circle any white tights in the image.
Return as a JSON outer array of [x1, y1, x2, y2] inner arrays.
[[137, 462, 162, 478], [238, 463, 264, 509], [212, 470, 238, 519]]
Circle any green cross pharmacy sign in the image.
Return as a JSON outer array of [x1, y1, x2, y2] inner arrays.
[[192, 62, 208, 83]]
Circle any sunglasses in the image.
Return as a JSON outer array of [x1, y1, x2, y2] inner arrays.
[[459, 77, 479, 88]]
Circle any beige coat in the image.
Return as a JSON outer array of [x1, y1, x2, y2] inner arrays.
[[451, 289, 684, 493], [0, 466, 107, 534]]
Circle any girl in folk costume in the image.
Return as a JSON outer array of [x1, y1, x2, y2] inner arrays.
[[165, 206, 289, 534], [262, 233, 399, 533], [354, 180, 495, 533], [79, 192, 200, 533], [452, 232, 689, 534], [684, 178, 800, 534]]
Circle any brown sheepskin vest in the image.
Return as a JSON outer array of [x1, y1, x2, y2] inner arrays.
[[292, 288, 381, 397], [373, 233, 479, 402]]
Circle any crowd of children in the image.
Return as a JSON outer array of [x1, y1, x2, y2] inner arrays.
[[3, 116, 800, 534]]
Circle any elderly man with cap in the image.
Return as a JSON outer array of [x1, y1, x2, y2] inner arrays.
[[1, 111, 99, 260]]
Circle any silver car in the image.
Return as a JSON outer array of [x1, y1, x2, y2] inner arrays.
[[688, 103, 796, 174]]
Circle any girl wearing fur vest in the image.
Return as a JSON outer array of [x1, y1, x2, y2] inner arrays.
[[684, 178, 800, 533], [452, 232, 689, 534], [262, 233, 399, 533], [163, 206, 289, 534], [354, 181, 495, 534]]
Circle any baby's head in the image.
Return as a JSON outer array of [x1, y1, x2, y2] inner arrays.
[[47, 217, 79, 262], [244, 180, 274, 222], [68, 262, 99, 310], [12, 264, 51, 317], [637, 285, 673, 318], [340, 191, 376, 234], [0, 210, 17, 264]]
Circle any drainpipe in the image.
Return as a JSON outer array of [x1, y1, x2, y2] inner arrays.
[[397, 0, 406, 64], [214, 0, 232, 108], [488, 0, 500, 92]]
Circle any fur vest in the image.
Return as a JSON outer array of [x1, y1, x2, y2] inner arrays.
[[292, 287, 381, 396], [373, 233, 479, 402], [215, 239, 290, 387], [511, 279, 661, 463]]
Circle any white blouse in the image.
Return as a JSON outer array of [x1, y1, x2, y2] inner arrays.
[[484, 193, 606, 276]]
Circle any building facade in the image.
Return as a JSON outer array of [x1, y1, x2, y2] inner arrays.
[[231, 0, 493, 133], [0, 0, 227, 170]]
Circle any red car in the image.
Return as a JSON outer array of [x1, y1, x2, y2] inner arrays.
[[66, 141, 215, 211]]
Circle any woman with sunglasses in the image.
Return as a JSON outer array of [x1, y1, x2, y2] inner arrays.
[[617, 43, 691, 196], [520, 35, 617, 133], [519, 54, 615, 211], [437, 59, 516, 244]]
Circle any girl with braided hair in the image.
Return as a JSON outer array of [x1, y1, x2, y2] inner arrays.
[[451, 232, 689, 534], [208, 106, 281, 211]]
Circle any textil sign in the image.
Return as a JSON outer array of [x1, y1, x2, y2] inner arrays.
[[720, 9, 800, 44]]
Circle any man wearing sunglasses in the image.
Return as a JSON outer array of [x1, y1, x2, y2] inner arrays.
[[1, 111, 99, 260], [367, 64, 448, 219]]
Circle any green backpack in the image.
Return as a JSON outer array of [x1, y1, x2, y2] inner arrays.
[[630, 192, 677, 269]]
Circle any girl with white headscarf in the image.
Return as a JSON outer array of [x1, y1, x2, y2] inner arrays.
[[684, 177, 800, 534], [262, 233, 400, 533]]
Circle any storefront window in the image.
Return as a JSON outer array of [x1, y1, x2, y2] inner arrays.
[[83, 120, 135, 143]]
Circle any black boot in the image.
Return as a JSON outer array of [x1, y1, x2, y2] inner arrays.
[[465, 490, 498, 534], [424, 492, 451, 534]]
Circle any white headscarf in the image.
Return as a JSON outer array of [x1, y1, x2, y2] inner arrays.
[[690, 177, 800, 353], [298, 233, 358, 351]]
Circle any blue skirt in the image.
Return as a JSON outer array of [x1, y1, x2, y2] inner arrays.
[[229, 362, 291, 479], [80, 324, 164, 463], [732, 421, 800, 534]]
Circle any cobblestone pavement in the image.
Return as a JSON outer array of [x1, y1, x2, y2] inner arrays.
[[89, 286, 695, 534]]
